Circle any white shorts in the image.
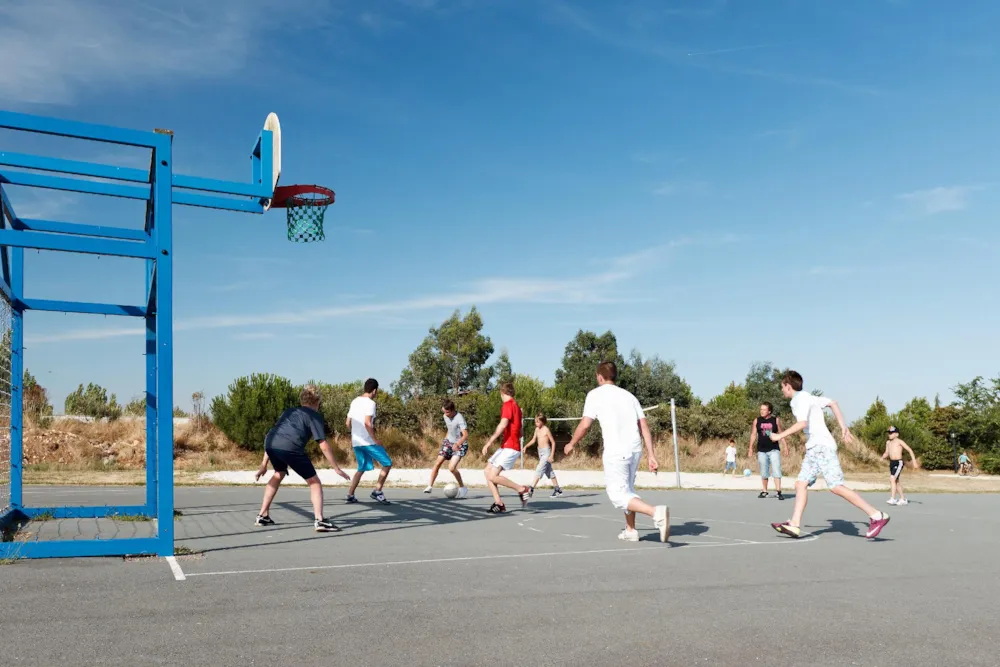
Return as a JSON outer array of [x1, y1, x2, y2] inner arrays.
[[488, 448, 520, 471], [603, 451, 642, 510]]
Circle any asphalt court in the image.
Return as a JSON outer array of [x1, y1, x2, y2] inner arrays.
[[3, 485, 998, 667]]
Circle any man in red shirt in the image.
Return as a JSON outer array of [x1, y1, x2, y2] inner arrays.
[[481, 381, 530, 513]]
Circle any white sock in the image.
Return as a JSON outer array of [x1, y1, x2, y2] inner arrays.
[[869, 511, 883, 520]]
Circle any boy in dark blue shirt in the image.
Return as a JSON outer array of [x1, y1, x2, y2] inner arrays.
[[255, 385, 350, 531]]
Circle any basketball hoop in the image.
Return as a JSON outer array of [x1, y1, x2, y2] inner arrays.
[[269, 184, 335, 243]]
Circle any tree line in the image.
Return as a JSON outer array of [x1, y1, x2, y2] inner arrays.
[[19, 307, 1000, 473]]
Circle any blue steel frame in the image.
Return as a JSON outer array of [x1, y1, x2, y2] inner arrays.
[[0, 110, 277, 559]]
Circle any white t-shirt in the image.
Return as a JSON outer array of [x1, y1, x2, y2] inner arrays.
[[347, 396, 377, 447], [790, 391, 835, 450], [443, 412, 468, 444], [725, 445, 737, 462], [582, 383, 645, 460]]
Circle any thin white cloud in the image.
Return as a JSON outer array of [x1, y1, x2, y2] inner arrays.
[[234, 332, 275, 341], [897, 185, 981, 216], [0, 0, 333, 105], [653, 180, 709, 197], [210, 281, 255, 293], [328, 226, 375, 236], [26, 236, 736, 344], [546, 2, 882, 97], [808, 266, 855, 276], [687, 41, 801, 58]]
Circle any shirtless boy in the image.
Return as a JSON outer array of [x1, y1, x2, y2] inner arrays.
[[524, 413, 563, 498], [882, 426, 916, 506]]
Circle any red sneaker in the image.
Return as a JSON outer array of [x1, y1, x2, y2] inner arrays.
[[866, 512, 890, 539]]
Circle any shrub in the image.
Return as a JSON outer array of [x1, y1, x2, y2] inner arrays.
[[64, 382, 122, 421], [918, 439, 955, 470], [977, 452, 1000, 475], [124, 397, 145, 417], [23, 371, 53, 426], [210, 373, 298, 451], [854, 411, 952, 469]]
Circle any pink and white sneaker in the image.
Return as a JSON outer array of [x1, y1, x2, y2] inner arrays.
[[866, 512, 891, 539]]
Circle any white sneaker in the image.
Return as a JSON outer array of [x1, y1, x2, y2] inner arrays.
[[897, 498, 908, 506], [887, 498, 898, 505], [654, 505, 670, 543], [458, 487, 469, 499], [618, 528, 639, 542], [423, 486, 433, 494]]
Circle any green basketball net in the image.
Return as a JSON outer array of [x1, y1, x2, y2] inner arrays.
[[271, 185, 335, 243]]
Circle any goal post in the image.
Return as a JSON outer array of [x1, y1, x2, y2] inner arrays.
[[518, 403, 674, 470]]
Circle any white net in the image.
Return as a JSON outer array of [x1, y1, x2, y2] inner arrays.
[[0, 288, 11, 514]]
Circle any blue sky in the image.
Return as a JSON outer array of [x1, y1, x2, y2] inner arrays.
[[2, 0, 999, 419]]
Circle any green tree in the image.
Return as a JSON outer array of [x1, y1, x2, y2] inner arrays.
[[124, 396, 146, 417], [393, 308, 495, 397], [554, 330, 623, 400], [950, 375, 1000, 454], [64, 382, 122, 420], [899, 397, 933, 429], [23, 370, 54, 423], [744, 362, 791, 417], [210, 373, 299, 451], [863, 397, 889, 423], [493, 350, 513, 387], [618, 350, 694, 408]]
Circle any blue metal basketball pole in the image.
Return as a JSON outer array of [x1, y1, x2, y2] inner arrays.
[[0, 110, 278, 559]]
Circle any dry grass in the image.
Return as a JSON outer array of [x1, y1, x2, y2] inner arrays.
[[24, 418, 257, 473], [19, 419, 897, 481]]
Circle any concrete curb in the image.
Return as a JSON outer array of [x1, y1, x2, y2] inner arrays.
[[198, 468, 888, 491]]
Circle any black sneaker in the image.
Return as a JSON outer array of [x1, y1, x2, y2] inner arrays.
[[551, 488, 563, 498], [314, 518, 341, 532], [255, 514, 275, 527], [345, 495, 358, 504], [777, 492, 785, 501], [370, 490, 391, 505], [518, 489, 530, 508], [487, 502, 506, 514], [758, 491, 768, 499]]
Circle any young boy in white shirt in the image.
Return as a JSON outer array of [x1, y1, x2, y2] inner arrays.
[[723, 440, 738, 476], [564, 362, 669, 543], [769, 370, 890, 539], [345, 378, 393, 505]]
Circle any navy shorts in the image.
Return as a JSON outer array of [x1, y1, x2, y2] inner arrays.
[[266, 448, 318, 480]]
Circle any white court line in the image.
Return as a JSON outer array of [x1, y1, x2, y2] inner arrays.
[[186, 547, 647, 578], [165, 556, 186, 581], [186, 534, 820, 580]]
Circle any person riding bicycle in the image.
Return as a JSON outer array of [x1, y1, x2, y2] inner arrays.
[[958, 451, 972, 475]]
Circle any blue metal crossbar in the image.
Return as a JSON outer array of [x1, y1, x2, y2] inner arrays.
[[0, 109, 280, 560]]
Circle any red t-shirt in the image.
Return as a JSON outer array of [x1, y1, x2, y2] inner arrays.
[[501, 399, 523, 450]]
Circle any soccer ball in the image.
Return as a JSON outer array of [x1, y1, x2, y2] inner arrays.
[[443, 483, 459, 499], [743, 468, 752, 477]]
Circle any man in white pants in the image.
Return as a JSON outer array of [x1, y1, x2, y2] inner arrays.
[[564, 361, 669, 542]]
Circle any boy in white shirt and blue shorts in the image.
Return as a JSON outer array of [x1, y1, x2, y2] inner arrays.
[[769, 370, 890, 539], [564, 362, 669, 542], [345, 378, 393, 505]]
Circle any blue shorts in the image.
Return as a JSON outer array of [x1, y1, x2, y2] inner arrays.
[[724, 461, 737, 471], [354, 445, 393, 472], [757, 450, 782, 479]]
